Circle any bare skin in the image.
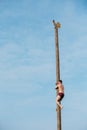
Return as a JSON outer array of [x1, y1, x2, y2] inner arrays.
[[55, 81, 64, 109]]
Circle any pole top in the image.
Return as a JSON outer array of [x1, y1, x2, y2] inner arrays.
[[53, 20, 61, 28]]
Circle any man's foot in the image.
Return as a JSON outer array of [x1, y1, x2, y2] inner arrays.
[[60, 105, 63, 109], [56, 106, 63, 111], [57, 103, 63, 109]]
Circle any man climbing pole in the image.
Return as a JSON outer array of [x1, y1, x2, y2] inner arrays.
[[55, 80, 64, 109]]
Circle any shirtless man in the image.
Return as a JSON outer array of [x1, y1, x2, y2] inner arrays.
[[55, 80, 64, 109]]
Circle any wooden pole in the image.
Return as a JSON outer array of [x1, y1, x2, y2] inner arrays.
[[53, 20, 61, 130]]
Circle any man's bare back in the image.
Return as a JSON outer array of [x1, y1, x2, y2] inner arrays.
[[58, 84, 64, 93]]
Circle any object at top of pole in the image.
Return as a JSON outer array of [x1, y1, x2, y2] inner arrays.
[[53, 20, 61, 29]]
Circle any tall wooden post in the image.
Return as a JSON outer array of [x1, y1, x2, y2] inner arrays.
[[53, 20, 61, 130]]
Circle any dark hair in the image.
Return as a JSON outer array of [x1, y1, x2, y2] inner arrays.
[[59, 80, 62, 84], [56, 80, 62, 85]]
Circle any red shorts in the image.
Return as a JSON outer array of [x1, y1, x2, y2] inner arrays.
[[58, 93, 64, 101]]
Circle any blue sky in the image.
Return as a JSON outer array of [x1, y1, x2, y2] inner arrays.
[[0, 0, 87, 130]]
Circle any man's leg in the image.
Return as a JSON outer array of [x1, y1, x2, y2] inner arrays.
[[57, 102, 63, 109], [56, 95, 63, 109]]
